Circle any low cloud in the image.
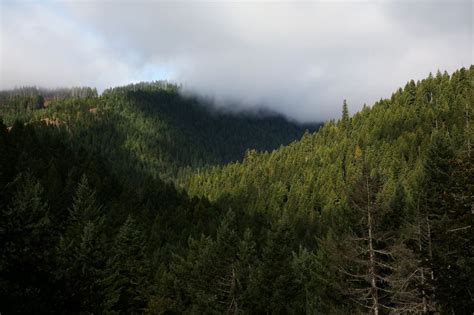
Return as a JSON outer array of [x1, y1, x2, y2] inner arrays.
[[1, 0, 472, 121]]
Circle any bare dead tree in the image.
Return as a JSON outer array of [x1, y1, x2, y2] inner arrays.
[[339, 168, 394, 314], [387, 210, 436, 314]]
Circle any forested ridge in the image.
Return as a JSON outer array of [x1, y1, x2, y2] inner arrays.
[[0, 82, 316, 180], [0, 67, 473, 314], [181, 67, 474, 313]]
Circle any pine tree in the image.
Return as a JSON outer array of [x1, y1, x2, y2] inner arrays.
[[212, 211, 241, 314], [341, 99, 350, 132], [0, 173, 52, 313], [235, 228, 258, 311], [56, 175, 108, 313], [165, 210, 242, 313], [314, 228, 356, 313], [423, 132, 474, 312], [256, 219, 298, 313], [105, 215, 151, 313], [291, 246, 321, 314], [421, 131, 452, 310], [166, 234, 217, 313]]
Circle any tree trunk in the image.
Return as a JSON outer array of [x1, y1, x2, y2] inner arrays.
[[426, 215, 434, 281], [367, 176, 379, 315], [466, 101, 471, 158], [418, 222, 428, 314]]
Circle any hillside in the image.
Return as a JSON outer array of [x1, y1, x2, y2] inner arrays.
[[0, 67, 472, 314], [0, 82, 318, 180], [183, 68, 472, 215], [0, 119, 225, 313], [180, 66, 473, 312]]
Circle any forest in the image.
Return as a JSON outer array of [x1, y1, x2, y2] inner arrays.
[[0, 66, 472, 314]]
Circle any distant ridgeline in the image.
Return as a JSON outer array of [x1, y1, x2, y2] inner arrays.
[[0, 86, 98, 121], [0, 81, 318, 180], [0, 86, 98, 99]]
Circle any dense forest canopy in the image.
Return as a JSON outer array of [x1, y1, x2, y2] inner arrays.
[[0, 81, 317, 180], [0, 67, 473, 314]]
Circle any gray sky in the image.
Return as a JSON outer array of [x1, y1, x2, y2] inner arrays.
[[1, 0, 472, 121]]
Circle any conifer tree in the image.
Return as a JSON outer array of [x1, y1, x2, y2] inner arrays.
[[235, 228, 258, 311], [256, 219, 298, 313], [423, 131, 474, 312], [105, 215, 151, 313], [341, 99, 350, 132], [56, 175, 108, 313], [0, 173, 52, 313]]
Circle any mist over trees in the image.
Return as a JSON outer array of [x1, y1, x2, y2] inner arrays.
[[0, 66, 472, 313]]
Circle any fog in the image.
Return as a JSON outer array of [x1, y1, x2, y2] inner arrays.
[[1, 0, 472, 121]]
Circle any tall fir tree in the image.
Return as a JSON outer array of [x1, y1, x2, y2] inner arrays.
[[0, 173, 52, 313], [56, 175, 108, 313], [423, 131, 474, 312], [341, 99, 350, 133], [105, 215, 151, 313]]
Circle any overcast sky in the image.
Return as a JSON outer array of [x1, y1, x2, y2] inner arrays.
[[0, 0, 472, 121]]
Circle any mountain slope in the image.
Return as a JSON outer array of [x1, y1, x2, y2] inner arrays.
[[179, 67, 473, 312], [0, 119, 227, 313], [0, 82, 318, 180], [183, 67, 472, 217], [0, 68, 472, 314]]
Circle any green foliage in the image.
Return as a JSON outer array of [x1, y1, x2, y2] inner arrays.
[[0, 173, 52, 313], [0, 121, 224, 313], [423, 131, 474, 313], [105, 215, 151, 313], [1, 81, 315, 180], [55, 176, 108, 312], [255, 220, 300, 313], [182, 66, 474, 312], [0, 67, 472, 313]]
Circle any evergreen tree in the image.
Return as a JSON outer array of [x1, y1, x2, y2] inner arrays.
[[424, 132, 474, 312], [235, 228, 258, 311], [56, 175, 108, 313], [255, 219, 299, 313], [0, 67, 472, 313], [105, 215, 151, 313], [341, 99, 350, 132], [0, 173, 52, 313]]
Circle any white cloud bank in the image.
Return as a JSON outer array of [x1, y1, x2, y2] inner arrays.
[[1, 0, 472, 121]]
